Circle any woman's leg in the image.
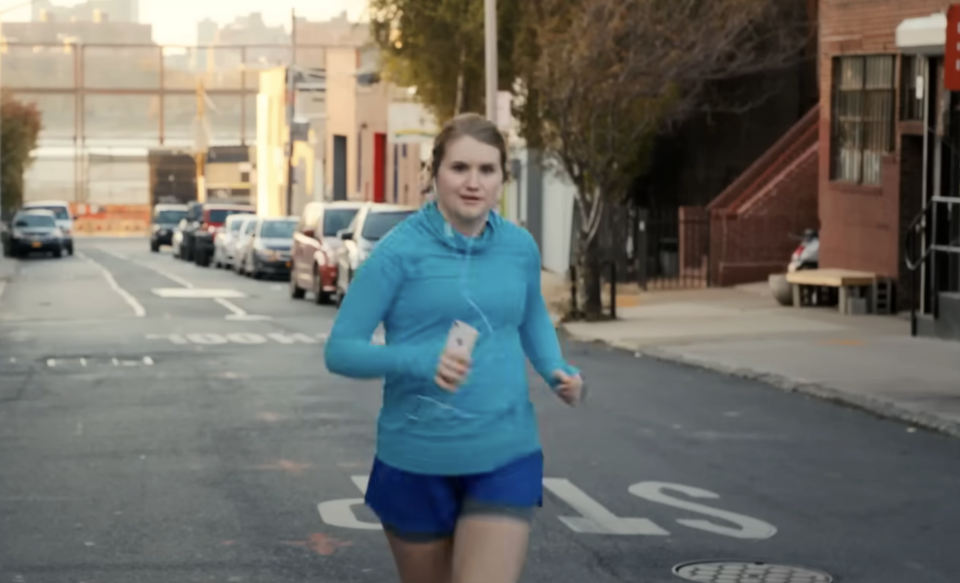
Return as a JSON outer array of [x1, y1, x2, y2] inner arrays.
[[365, 457, 461, 583], [451, 514, 531, 583], [450, 451, 543, 583], [385, 530, 455, 583]]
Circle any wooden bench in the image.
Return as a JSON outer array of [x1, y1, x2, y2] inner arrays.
[[786, 269, 883, 314]]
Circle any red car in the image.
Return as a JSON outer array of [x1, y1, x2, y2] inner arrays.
[[289, 201, 364, 304]]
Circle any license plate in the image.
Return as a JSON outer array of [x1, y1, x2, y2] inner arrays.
[[31, 242, 42, 248]]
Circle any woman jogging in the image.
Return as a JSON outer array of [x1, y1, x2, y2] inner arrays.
[[324, 112, 583, 583]]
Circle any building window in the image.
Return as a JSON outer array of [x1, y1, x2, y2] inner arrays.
[[900, 55, 926, 122], [831, 55, 896, 185]]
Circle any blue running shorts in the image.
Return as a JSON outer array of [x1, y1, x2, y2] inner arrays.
[[364, 450, 544, 542]]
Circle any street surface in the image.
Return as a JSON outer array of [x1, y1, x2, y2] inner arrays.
[[1, 238, 958, 583]]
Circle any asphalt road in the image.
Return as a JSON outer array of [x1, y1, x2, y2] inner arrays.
[[1, 237, 958, 583]]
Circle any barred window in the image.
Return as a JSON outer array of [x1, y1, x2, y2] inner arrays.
[[830, 55, 896, 185]]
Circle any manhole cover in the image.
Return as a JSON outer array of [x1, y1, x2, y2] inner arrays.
[[673, 561, 833, 583]]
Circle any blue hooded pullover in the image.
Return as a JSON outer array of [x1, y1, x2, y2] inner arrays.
[[323, 201, 578, 476]]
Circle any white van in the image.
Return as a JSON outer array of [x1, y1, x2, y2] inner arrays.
[[21, 200, 74, 255]]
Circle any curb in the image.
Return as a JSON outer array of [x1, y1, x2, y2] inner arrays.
[[0, 259, 19, 283], [561, 327, 960, 440]]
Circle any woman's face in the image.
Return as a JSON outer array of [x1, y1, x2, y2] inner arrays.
[[434, 135, 503, 229]]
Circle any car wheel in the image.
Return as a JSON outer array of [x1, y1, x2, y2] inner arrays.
[[313, 268, 331, 305], [290, 272, 306, 299], [53, 248, 62, 259], [150, 242, 160, 253]]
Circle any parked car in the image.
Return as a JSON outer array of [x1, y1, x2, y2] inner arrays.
[[231, 216, 259, 273], [332, 203, 417, 304], [178, 202, 254, 266], [212, 213, 248, 269], [8, 209, 65, 258], [150, 203, 188, 252], [236, 216, 298, 279], [289, 201, 365, 304], [21, 200, 74, 255]]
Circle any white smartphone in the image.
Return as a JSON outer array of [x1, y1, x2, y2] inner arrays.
[[445, 320, 479, 358]]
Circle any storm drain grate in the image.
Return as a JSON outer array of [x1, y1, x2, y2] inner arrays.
[[673, 561, 833, 583]]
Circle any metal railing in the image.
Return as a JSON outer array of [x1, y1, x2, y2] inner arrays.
[[903, 196, 960, 336]]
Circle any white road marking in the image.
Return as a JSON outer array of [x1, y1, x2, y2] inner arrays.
[[215, 297, 246, 316], [152, 288, 246, 299], [351, 475, 369, 495], [100, 247, 196, 288], [268, 332, 319, 344], [142, 356, 154, 366], [46, 359, 56, 367], [542, 478, 668, 535], [628, 481, 777, 540], [186, 333, 228, 345], [145, 332, 326, 345], [317, 474, 380, 530], [215, 298, 272, 321], [315, 476, 778, 540], [146, 333, 189, 344], [0, 281, 6, 306], [111, 357, 119, 366], [77, 252, 146, 318], [226, 333, 268, 344], [80, 358, 87, 367], [147, 266, 194, 288]]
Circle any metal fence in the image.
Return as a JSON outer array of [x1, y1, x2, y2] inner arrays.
[[638, 207, 711, 289], [595, 203, 711, 291]]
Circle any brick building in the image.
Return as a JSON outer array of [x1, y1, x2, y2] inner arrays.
[[818, 0, 960, 338]]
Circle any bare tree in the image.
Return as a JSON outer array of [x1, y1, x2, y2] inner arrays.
[[519, 0, 813, 320]]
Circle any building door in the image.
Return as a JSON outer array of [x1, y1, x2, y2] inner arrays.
[[333, 135, 347, 201], [373, 133, 387, 203]]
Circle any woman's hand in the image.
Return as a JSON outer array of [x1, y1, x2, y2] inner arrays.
[[435, 351, 471, 391], [552, 370, 584, 406]]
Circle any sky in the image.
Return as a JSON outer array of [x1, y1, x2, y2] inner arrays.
[[0, 0, 367, 45]]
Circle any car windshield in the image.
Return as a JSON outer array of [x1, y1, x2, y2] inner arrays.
[[208, 209, 252, 223], [361, 211, 414, 241], [155, 210, 186, 224], [26, 206, 69, 220], [322, 208, 360, 236], [15, 214, 56, 228], [260, 219, 297, 239]]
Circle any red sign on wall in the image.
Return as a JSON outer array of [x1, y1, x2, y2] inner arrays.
[[946, 5, 960, 90]]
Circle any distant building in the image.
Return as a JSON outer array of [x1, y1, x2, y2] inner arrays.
[[32, 0, 139, 23]]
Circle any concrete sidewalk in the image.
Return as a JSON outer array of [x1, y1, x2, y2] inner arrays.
[[553, 279, 960, 438], [0, 243, 18, 283]]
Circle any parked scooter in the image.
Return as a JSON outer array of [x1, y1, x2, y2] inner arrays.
[[788, 228, 819, 272]]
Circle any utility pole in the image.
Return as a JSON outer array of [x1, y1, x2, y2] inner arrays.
[[284, 8, 297, 217], [195, 78, 207, 203], [484, 0, 498, 124]]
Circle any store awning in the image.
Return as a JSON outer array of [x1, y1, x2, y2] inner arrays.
[[896, 12, 947, 55]]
